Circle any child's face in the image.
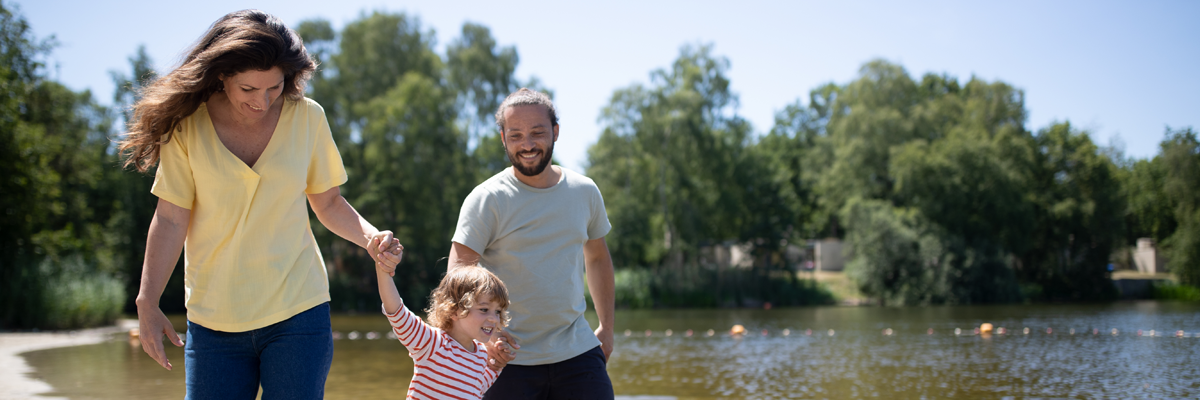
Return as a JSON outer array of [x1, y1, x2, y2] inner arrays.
[[451, 295, 504, 343]]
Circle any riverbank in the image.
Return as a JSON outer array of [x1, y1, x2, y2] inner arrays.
[[0, 320, 136, 400], [803, 270, 1179, 304]]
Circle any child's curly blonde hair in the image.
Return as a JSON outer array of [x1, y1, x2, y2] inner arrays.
[[424, 265, 511, 331]]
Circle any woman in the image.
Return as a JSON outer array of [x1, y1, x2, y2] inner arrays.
[[118, 10, 401, 399]]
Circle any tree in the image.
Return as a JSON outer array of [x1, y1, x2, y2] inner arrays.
[[446, 23, 518, 141], [1158, 127, 1200, 284], [0, 2, 49, 325], [1, 3, 125, 327], [1020, 123, 1122, 300], [297, 13, 531, 311], [108, 46, 180, 312], [588, 44, 816, 306], [784, 61, 1119, 303], [590, 44, 754, 268]]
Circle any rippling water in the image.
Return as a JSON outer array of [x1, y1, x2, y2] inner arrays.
[[21, 301, 1200, 399]]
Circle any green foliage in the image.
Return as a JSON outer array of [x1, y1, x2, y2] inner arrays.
[[1119, 157, 1174, 241], [446, 23, 518, 138], [39, 256, 125, 329], [605, 268, 835, 309], [1150, 282, 1200, 302], [0, 1, 50, 327], [590, 44, 768, 268], [107, 46, 170, 312], [1019, 123, 1122, 301], [841, 199, 1021, 305], [774, 62, 1121, 304], [1157, 128, 1200, 285], [299, 12, 535, 311], [1, 3, 136, 328], [7, 1, 1199, 320]]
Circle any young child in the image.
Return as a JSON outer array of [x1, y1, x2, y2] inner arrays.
[[375, 261, 512, 399]]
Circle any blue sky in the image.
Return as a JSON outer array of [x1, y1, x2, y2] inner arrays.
[[19, 0, 1200, 171]]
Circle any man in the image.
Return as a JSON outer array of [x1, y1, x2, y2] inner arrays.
[[448, 88, 616, 399]]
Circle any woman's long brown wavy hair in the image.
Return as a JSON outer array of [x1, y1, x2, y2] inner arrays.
[[118, 9, 316, 172]]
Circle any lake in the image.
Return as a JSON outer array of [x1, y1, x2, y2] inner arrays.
[[21, 301, 1200, 399]]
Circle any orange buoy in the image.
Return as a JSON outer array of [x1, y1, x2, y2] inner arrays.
[[731, 324, 746, 336], [980, 323, 993, 334]]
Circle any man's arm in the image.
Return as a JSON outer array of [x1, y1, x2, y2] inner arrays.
[[447, 241, 480, 270], [448, 241, 518, 370], [583, 237, 615, 360]]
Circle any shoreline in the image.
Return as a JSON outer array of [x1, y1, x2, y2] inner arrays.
[[0, 320, 136, 400]]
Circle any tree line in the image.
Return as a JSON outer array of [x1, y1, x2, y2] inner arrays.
[[2, 5, 1196, 328]]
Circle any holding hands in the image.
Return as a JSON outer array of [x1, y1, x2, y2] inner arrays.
[[365, 231, 403, 276], [484, 329, 520, 371]]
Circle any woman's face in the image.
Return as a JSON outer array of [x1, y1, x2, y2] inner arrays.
[[219, 67, 285, 123]]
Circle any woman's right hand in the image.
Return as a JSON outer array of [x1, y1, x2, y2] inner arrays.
[[136, 301, 184, 370]]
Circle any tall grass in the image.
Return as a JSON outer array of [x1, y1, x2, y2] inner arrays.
[[38, 256, 126, 329], [602, 267, 836, 309], [1151, 282, 1200, 302]]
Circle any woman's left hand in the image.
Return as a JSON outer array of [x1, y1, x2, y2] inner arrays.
[[365, 232, 403, 276]]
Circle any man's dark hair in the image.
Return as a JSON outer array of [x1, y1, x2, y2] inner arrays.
[[494, 88, 558, 132]]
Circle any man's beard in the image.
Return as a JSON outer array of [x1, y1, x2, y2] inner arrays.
[[506, 142, 555, 177]]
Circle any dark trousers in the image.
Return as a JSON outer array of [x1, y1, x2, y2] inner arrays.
[[483, 345, 614, 400]]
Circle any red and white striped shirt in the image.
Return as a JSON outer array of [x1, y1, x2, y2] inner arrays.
[[384, 302, 500, 399]]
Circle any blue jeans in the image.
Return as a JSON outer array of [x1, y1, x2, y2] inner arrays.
[[184, 302, 333, 400], [483, 345, 613, 400]]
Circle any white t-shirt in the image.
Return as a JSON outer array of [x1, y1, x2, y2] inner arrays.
[[452, 167, 612, 365]]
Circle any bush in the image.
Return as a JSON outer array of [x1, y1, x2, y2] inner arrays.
[[38, 256, 126, 329], [1151, 282, 1200, 302], [600, 267, 835, 309], [842, 198, 1023, 305]]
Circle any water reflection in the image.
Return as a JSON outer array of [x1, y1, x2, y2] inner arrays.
[[21, 302, 1200, 399]]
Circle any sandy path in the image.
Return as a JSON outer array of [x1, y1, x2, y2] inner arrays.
[[0, 320, 136, 400]]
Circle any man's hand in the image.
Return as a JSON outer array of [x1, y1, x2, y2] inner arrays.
[[595, 325, 614, 361], [484, 329, 520, 371]]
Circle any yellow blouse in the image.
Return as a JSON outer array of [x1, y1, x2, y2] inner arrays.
[[152, 97, 346, 332]]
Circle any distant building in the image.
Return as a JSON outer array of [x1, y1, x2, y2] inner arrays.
[[701, 241, 755, 269], [1133, 238, 1168, 274], [700, 238, 843, 272], [815, 238, 845, 272]]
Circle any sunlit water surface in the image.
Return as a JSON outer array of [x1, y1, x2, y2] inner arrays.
[[21, 302, 1200, 399]]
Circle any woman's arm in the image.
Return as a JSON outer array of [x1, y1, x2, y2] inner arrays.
[[307, 186, 401, 272], [134, 198, 190, 370]]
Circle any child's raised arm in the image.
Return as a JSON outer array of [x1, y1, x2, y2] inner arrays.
[[376, 268, 404, 315], [367, 235, 404, 314]]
